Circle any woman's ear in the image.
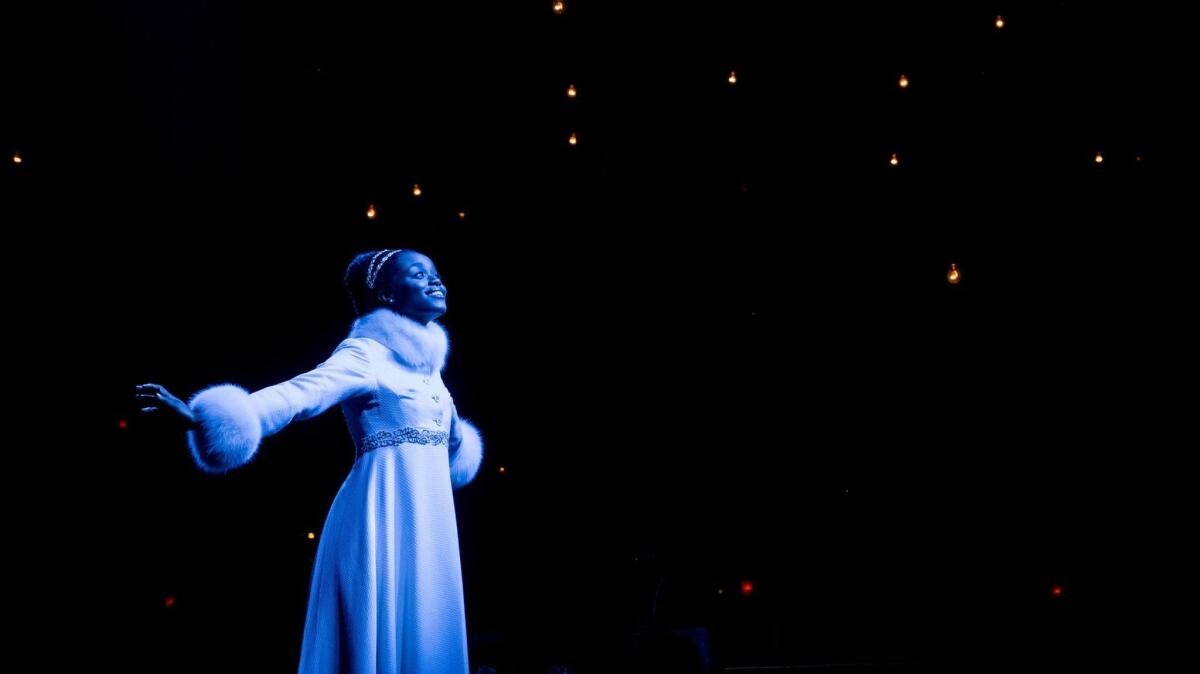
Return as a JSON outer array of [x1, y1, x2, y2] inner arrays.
[[376, 289, 395, 306]]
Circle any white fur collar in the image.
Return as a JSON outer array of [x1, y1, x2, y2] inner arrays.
[[348, 308, 449, 374]]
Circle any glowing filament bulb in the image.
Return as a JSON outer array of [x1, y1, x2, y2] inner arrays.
[[1094, 151, 1104, 164], [412, 183, 422, 197], [889, 153, 899, 166], [995, 15, 1005, 29], [568, 132, 578, 146], [898, 74, 909, 89], [553, 1, 564, 15], [458, 211, 466, 220], [12, 152, 21, 164], [307, 532, 315, 540], [567, 84, 577, 98], [947, 263, 961, 285], [728, 70, 737, 85], [366, 204, 377, 219]]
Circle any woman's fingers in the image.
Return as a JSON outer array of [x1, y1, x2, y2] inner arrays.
[[136, 385, 164, 400], [135, 383, 192, 423], [137, 384, 182, 404]]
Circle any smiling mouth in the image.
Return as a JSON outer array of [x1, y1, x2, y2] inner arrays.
[[427, 290, 445, 299]]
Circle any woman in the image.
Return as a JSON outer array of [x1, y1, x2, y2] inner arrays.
[[137, 248, 483, 673]]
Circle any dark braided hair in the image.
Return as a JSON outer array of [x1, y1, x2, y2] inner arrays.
[[344, 249, 405, 316]]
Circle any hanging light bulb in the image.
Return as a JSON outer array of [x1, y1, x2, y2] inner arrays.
[[995, 15, 1005, 29], [567, 84, 577, 98], [553, 1, 564, 15], [568, 132, 578, 146], [889, 153, 899, 166], [12, 152, 21, 164], [366, 204, 377, 219], [898, 74, 909, 89], [458, 210, 467, 220], [728, 70, 737, 85], [1094, 151, 1104, 164], [412, 183, 422, 197], [307, 532, 316, 540], [947, 263, 961, 285]]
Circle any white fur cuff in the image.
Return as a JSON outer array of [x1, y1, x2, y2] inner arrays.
[[449, 418, 483, 489], [187, 384, 263, 474]]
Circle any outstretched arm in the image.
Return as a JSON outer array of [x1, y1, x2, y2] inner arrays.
[[139, 338, 376, 473]]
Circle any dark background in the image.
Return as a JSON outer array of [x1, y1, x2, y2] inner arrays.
[[4, 1, 1192, 671]]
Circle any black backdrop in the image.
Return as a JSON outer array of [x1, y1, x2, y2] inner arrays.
[[5, 2, 1192, 671]]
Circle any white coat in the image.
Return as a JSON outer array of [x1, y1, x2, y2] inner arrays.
[[187, 308, 482, 673]]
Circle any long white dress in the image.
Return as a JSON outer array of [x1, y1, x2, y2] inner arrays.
[[186, 309, 483, 673]]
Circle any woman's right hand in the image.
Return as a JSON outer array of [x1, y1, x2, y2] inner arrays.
[[136, 383, 197, 429]]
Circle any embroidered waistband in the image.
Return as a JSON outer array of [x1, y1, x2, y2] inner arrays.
[[359, 427, 449, 454]]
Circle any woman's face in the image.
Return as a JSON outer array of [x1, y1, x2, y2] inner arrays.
[[380, 251, 447, 322]]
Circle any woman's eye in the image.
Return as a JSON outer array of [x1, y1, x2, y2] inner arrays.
[[414, 272, 425, 279]]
